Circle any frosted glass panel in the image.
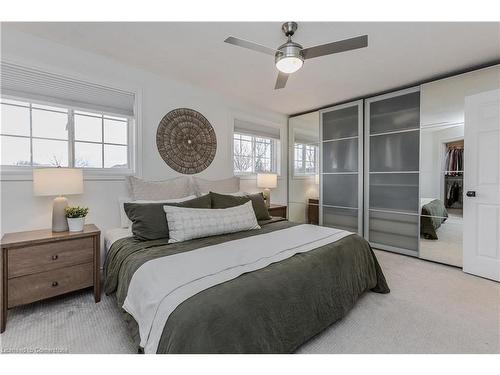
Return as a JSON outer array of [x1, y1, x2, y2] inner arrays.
[[322, 138, 358, 173], [322, 106, 358, 140], [322, 174, 358, 208], [370, 130, 419, 172], [370, 173, 419, 213], [369, 211, 419, 251], [370, 91, 420, 134], [322, 206, 358, 232]]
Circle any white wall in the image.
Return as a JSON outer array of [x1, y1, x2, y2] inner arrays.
[[0, 29, 288, 253]]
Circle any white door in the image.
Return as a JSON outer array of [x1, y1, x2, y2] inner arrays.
[[463, 89, 500, 282]]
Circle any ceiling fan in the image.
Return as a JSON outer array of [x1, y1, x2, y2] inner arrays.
[[224, 22, 368, 90]]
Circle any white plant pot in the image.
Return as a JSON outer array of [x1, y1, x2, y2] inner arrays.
[[67, 217, 85, 232]]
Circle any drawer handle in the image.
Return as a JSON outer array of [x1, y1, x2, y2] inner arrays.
[[51, 255, 59, 261], [52, 281, 59, 287]]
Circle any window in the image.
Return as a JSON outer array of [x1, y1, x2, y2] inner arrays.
[[233, 133, 280, 174], [294, 142, 319, 175], [1, 97, 131, 170]]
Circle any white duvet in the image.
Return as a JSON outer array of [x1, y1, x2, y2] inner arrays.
[[122, 224, 351, 353]]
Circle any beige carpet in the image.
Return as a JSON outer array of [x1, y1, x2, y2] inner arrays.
[[419, 216, 463, 267], [1, 250, 499, 354]]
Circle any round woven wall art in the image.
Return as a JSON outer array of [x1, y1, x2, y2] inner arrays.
[[156, 108, 217, 174]]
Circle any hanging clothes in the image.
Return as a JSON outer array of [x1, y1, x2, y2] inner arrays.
[[444, 147, 464, 176], [446, 179, 463, 208]]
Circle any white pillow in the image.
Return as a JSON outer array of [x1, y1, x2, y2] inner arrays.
[[118, 195, 197, 228], [199, 191, 249, 197], [164, 201, 260, 243], [193, 176, 240, 195], [127, 176, 194, 200]]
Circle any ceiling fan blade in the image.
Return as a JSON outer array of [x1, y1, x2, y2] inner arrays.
[[274, 72, 289, 90], [302, 35, 368, 60], [224, 36, 277, 56]]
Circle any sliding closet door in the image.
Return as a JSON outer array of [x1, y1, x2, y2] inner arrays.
[[320, 100, 363, 234], [364, 88, 420, 256]]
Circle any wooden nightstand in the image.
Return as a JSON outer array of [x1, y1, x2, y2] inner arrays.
[[308, 198, 319, 225], [1, 224, 101, 333], [268, 204, 287, 219]]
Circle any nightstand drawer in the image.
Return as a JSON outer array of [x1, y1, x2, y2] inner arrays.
[[8, 262, 93, 308], [8, 237, 94, 278]]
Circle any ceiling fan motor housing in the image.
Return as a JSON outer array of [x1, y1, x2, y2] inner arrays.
[[275, 40, 304, 65]]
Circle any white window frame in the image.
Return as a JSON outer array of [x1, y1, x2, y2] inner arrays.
[[293, 142, 319, 176], [0, 94, 139, 181], [233, 132, 280, 176], [230, 112, 284, 178]]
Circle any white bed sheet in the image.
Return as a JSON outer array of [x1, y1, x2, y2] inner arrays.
[[105, 227, 133, 251]]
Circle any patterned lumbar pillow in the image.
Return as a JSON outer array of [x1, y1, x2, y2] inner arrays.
[[164, 201, 260, 243]]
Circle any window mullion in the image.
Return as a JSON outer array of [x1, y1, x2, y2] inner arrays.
[[29, 103, 33, 166], [272, 139, 276, 173], [252, 136, 256, 174], [68, 109, 75, 167], [101, 115, 105, 168]]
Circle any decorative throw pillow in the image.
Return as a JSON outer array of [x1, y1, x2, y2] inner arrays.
[[124, 194, 211, 240], [164, 201, 260, 243], [118, 195, 196, 228], [127, 176, 194, 200], [192, 176, 240, 195], [210, 191, 271, 221]]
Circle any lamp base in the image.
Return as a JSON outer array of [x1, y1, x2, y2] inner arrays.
[[52, 196, 69, 232], [262, 188, 271, 208]]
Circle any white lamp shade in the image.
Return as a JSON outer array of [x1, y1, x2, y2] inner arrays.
[[257, 173, 278, 189], [33, 168, 84, 196]]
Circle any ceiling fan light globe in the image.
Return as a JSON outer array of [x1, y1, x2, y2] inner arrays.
[[276, 56, 303, 74]]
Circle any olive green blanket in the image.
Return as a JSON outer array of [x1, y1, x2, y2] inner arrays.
[[420, 199, 448, 240], [104, 220, 389, 353]]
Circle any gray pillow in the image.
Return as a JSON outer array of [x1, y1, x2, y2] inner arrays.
[[124, 194, 211, 240], [126, 176, 194, 200], [209, 191, 271, 221]]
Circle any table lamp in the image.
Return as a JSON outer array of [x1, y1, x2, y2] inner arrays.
[[257, 173, 277, 208], [33, 168, 84, 232]]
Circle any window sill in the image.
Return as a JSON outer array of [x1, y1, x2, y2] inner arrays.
[[0, 167, 134, 181], [235, 173, 283, 180]]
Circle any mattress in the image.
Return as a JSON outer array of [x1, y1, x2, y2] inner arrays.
[[104, 228, 132, 252]]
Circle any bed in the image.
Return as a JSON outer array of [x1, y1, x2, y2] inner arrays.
[[420, 198, 448, 240], [104, 218, 389, 354]]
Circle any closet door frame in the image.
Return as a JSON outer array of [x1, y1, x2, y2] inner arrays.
[[319, 99, 364, 235], [364, 86, 420, 256]]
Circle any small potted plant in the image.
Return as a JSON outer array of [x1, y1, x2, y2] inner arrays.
[[65, 206, 89, 232]]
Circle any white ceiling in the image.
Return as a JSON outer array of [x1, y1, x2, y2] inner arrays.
[[5, 22, 500, 115]]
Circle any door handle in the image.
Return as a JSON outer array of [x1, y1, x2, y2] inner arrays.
[[466, 191, 476, 197]]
